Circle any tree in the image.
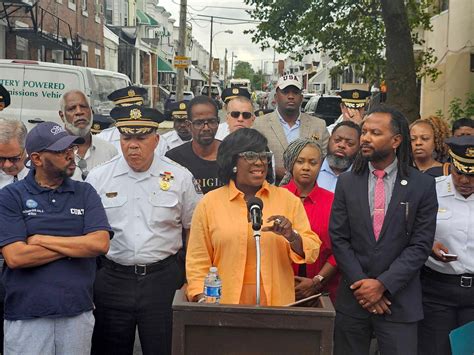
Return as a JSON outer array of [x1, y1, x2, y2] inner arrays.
[[233, 61, 255, 80], [244, 0, 439, 121], [252, 70, 265, 91]]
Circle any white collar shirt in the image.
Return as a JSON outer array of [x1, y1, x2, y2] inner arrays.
[[425, 175, 474, 274], [0, 166, 28, 189], [162, 130, 190, 151], [316, 158, 351, 193], [72, 135, 118, 181], [86, 154, 202, 265]]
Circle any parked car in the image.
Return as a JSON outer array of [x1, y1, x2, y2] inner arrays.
[[302, 93, 317, 110], [304, 95, 342, 126], [164, 91, 194, 120], [200, 85, 223, 109]]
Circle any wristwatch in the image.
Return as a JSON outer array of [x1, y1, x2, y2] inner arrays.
[[312, 274, 324, 284]]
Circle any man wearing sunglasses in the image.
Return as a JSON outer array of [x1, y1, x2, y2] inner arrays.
[[0, 121, 112, 354], [166, 95, 223, 194], [253, 74, 329, 184], [0, 118, 28, 188], [215, 87, 255, 141]]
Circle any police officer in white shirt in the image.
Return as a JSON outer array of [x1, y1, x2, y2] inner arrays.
[[98, 86, 169, 155], [161, 101, 192, 151], [419, 135, 474, 355], [86, 104, 202, 355]]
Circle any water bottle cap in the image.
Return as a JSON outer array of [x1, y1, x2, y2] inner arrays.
[[209, 266, 218, 273]]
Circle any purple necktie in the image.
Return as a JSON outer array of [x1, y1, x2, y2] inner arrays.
[[373, 170, 386, 240]]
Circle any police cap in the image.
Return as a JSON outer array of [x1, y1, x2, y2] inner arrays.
[[338, 89, 370, 109], [107, 86, 148, 106], [91, 114, 115, 134], [168, 101, 188, 120], [110, 105, 165, 135], [445, 135, 474, 175], [221, 87, 251, 104]]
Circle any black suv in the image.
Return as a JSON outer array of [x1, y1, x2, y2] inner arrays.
[[304, 95, 342, 126]]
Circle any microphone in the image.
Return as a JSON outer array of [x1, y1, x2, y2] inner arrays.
[[247, 197, 264, 231]]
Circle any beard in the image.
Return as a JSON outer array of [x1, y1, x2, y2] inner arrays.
[[362, 146, 393, 162], [65, 118, 93, 137], [326, 153, 353, 171], [44, 156, 74, 178]]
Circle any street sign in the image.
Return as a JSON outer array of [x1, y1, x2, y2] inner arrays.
[[174, 56, 191, 69]]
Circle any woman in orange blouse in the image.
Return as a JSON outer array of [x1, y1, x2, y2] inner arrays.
[[186, 128, 321, 306]]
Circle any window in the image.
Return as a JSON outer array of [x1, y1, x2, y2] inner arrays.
[[16, 36, 28, 59], [105, 0, 112, 24], [95, 54, 100, 68], [68, 0, 76, 11], [52, 50, 64, 63], [439, 0, 449, 12], [82, 51, 88, 66], [82, 0, 87, 12]]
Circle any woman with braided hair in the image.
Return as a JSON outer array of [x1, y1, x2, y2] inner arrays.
[[280, 138, 340, 303], [410, 116, 451, 177]]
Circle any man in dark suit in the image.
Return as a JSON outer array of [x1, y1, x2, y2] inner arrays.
[[330, 105, 438, 355]]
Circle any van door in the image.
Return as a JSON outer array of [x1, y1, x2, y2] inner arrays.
[[0, 63, 27, 122]]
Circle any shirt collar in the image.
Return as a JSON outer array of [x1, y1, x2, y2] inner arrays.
[[276, 108, 301, 127], [228, 179, 271, 201], [24, 168, 75, 194], [284, 179, 321, 204], [113, 153, 162, 179], [369, 157, 398, 177]]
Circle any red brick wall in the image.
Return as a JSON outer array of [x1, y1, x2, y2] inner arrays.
[[5, 0, 104, 68]]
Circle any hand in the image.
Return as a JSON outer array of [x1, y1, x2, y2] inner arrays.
[[351, 279, 386, 306], [362, 296, 392, 315], [27, 234, 45, 246], [432, 242, 457, 263], [262, 215, 294, 240], [191, 293, 205, 303], [294, 276, 322, 300]]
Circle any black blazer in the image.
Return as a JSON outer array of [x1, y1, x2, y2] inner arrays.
[[330, 166, 438, 322]]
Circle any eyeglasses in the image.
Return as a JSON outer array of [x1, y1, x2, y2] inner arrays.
[[228, 111, 253, 120], [0, 152, 24, 165], [189, 118, 219, 129], [45, 145, 78, 156], [238, 151, 273, 164]]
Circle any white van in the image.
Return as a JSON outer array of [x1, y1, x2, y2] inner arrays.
[[0, 59, 131, 129]]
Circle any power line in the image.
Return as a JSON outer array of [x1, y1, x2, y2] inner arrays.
[[196, 14, 260, 23], [170, 0, 252, 12]]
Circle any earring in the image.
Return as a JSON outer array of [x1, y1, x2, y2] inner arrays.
[[232, 166, 237, 173]]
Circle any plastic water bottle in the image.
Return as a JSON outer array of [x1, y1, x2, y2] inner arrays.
[[203, 266, 222, 304]]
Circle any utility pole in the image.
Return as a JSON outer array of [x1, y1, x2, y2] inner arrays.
[[223, 48, 228, 88], [230, 51, 236, 79], [207, 16, 214, 98], [176, 0, 187, 101]]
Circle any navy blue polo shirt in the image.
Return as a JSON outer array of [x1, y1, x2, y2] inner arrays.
[[0, 168, 113, 320]]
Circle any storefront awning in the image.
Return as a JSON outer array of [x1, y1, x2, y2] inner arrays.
[[189, 67, 206, 82], [136, 10, 159, 26], [158, 57, 176, 74]]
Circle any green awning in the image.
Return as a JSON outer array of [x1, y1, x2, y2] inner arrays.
[[136, 10, 159, 26], [158, 57, 175, 74]]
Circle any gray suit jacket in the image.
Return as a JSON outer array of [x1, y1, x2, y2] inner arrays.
[[252, 111, 329, 177]]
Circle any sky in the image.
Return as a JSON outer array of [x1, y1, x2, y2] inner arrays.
[[158, 0, 286, 72]]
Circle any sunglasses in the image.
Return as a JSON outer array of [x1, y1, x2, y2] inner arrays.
[[228, 111, 253, 120], [189, 118, 219, 129], [238, 151, 273, 164], [0, 152, 23, 165]]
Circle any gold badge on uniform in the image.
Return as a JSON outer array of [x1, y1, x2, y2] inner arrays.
[[128, 89, 136, 97], [93, 123, 100, 130], [232, 88, 239, 94], [466, 147, 474, 158], [179, 103, 186, 110], [352, 91, 360, 99], [159, 171, 174, 191]]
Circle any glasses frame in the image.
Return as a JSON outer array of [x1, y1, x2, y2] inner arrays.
[[238, 151, 273, 165], [0, 150, 24, 165], [188, 118, 220, 129], [228, 111, 253, 120]]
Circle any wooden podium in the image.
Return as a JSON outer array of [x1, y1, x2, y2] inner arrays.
[[172, 290, 335, 355]]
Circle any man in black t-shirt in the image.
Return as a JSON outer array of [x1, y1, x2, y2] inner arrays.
[[166, 95, 223, 194]]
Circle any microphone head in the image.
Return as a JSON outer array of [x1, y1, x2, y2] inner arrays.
[[247, 196, 263, 211]]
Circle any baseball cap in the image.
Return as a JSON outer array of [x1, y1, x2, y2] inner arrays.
[[276, 74, 302, 91], [25, 121, 85, 155]]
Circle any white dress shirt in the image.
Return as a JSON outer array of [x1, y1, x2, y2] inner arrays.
[[0, 166, 28, 189], [161, 130, 190, 151], [72, 135, 118, 181], [425, 175, 474, 274], [86, 154, 202, 265]]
